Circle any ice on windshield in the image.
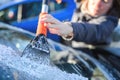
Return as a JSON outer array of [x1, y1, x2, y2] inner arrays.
[[0, 44, 88, 80]]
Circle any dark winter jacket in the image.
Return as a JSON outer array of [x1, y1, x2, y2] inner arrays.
[[71, 11, 119, 45]]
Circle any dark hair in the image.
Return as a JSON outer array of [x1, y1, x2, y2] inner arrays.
[[75, 0, 81, 3], [107, 0, 120, 18]]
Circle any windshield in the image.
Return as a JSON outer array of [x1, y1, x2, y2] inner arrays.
[[0, 22, 120, 80], [0, 23, 106, 80]]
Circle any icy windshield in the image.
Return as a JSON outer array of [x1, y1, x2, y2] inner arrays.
[[0, 26, 106, 80], [0, 22, 120, 80]]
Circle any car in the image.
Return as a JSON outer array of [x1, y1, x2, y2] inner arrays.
[[0, 22, 120, 80], [0, 0, 76, 42]]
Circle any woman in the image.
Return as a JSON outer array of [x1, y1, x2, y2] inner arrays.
[[40, 0, 120, 45]]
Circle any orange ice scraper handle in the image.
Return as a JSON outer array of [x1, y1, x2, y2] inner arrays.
[[36, 0, 62, 36], [36, 0, 48, 36], [36, 13, 47, 36]]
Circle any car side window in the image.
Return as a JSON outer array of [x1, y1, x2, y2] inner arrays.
[[22, 1, 66, 19], [0, 6, 18, 23], [49, 1, 66, 12], [0, 1, 67, 23], [22, 2, 42, 19]]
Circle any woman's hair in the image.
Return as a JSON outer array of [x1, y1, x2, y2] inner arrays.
[[107, 0, 120, 18], [75, 0, 120, 18], [75, 0, 88, 13], [75, 0, 81, 3]]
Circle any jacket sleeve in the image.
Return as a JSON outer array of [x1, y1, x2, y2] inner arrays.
[[71, 16, 118, 45]]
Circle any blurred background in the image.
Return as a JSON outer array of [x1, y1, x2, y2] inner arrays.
[[0, 0, 120, 80]]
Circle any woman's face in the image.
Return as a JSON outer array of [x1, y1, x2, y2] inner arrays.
[[87, 0, 113, 17]]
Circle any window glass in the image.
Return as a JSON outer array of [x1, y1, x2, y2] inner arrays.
[[0, 5, 18, 23], [0, 1, 67, 23]]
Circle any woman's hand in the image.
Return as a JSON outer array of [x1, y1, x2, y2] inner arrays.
[[40, 14, 73, 36]]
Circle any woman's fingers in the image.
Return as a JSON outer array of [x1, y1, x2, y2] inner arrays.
[[39, 14, 73, 36], [46, 23, 60, 28], [41, 14, 60, 24], [48, 28, 60, 35]]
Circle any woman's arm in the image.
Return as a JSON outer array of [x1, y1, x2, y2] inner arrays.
[[71, 16, 118, 44]]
